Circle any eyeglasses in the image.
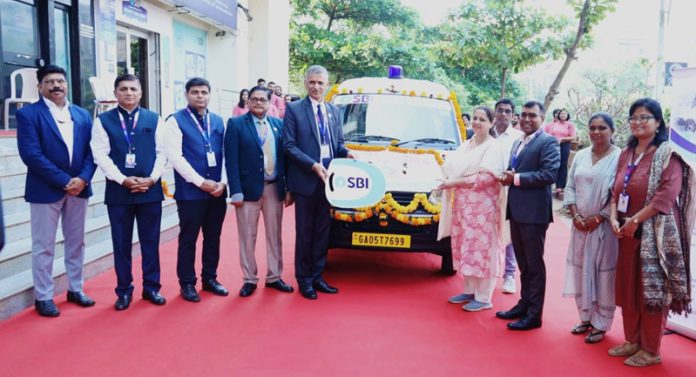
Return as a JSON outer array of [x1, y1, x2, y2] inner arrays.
[[519, 112, 539, 119], [42, 78, 66, 85], [628, 115, 655, 124], [496, 108, 512, 114], [248, 98, 269, 104]]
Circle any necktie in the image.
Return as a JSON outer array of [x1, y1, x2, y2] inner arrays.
[[258, 120, 275, 176], [317, 104, 327, 143]]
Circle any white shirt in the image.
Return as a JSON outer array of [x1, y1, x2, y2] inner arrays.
[[162, 112, 227, 187], [91, 107, 167, 185], [495, 124, 524, 169], [512, 128, 543, 186], [43, 97, 74, 164]]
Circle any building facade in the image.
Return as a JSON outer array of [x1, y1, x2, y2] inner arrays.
[[0, 0, 290, 128]]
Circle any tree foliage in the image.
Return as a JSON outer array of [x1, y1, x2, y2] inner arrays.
[[436, 0, 566, 98], [566, 61, 651, 148], [543, 0, 618, 110]]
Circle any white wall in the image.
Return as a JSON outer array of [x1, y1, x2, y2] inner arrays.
[[96, 0, 289, 117], [248, 0, 290, 90]]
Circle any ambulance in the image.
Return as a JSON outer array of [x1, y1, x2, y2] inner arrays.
[[327, 66, 467, 274]]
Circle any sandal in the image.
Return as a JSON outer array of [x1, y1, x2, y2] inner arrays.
[[584, 329, 605, 344], [570, 322, 592, 334], [624, 350, 662, 367], [608, 342, 640, 357]]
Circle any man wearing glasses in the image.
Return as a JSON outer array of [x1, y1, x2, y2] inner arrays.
[[163, 77, 229, 302], [16, 64, 97, 317], [225, 86, 294, 298], [493, 99, 524, 296], [497, 101, 560, 330]]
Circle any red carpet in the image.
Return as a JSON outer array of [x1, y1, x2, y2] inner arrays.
[[1, 209, 694, 377]]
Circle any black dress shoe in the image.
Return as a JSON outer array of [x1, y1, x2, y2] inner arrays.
[[114, 295, 132, 311], [66, 291, 96, 307], [180, 284, 201, 302], [265, 279, 294, 293], [507, 316, 542, 331], [34, 299, 60, 317], [300, 286, 318, 300], [142, 290, 166, 305], [202, 279, 229, 296], [496, 305, 526, 320], [313, 280, 338, 294], [239, 282, 257, 297]]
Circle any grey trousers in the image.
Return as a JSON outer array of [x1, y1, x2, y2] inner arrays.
[[30, 195, 88, 300], [234, 182, 284, 284]]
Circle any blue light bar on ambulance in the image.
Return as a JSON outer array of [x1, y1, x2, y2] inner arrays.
[[388, 65, 403, 79]]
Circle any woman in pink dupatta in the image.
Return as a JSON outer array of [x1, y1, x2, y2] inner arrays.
[[438, 106, 505, 311]]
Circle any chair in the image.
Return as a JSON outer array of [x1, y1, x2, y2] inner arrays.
[[89, 76, 118, 118], [3, 68, 39, 130]]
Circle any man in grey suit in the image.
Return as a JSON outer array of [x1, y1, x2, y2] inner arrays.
[[496, 100, 560, 330], [282, 65, 351, 300]]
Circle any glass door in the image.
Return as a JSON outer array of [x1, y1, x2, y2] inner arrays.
[[0, 0, 40, 128], [116, 27, 150, 109], [53, 4, 72, 102]]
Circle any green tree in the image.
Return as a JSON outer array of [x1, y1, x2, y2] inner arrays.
[[289, 0, 420, 86], [543, 0, 618, 110], [437, 0, 566, 99], [566, 61, 651, 148]]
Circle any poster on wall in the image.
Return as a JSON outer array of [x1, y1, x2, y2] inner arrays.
[[666, 66, 696, 341], [99, 0, 118, 76], [174, 81, 186, 110], [172, 20, 207, 109]]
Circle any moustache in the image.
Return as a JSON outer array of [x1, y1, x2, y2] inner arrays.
[[49, 87, 64, 93]]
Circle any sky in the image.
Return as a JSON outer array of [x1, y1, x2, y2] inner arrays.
[[398, 0, 696, 105]]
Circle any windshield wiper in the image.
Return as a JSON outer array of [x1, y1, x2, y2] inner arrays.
[[346, 135, 399, 143], [395, 138, 456, 146]]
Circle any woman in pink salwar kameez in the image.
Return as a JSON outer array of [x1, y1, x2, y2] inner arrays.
[[438, 106, 505, 311]]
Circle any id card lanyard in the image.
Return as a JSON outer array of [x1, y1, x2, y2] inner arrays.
[[617, 150, 644, 213], [118, 109, 140, 168], [186, 108, 216, 167], [316, 104, 333, 166]]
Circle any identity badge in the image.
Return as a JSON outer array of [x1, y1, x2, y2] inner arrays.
[[617, 193, 629, 213], [207, 151, 217, 167], [125, 153, 136, 168], [320, 144, 331, 160]]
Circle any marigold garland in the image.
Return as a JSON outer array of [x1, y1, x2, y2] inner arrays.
[[161, 180, 174, 198], [324, 84, 340, 102], [330, 191, 441, 227], [345, 144, 445, 166], [449, 90, 468, 142]]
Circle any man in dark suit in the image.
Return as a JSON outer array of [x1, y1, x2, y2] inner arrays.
[[226, 86, 294, 297], [497, 100, 560, 330], [91, 74, 167, 310], [16, 64, 97, 317], [163, 77, 229, 302], [282, 65, 350, 300]]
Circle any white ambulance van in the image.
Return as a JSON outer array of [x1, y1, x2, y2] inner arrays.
[[328, 67, 467, 274]]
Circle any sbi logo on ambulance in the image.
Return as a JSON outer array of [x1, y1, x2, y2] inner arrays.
[[325, 159, 386, 208]]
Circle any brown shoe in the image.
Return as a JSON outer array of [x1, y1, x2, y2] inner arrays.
[[608, 342, 640, 357], [624, 350, 662, 367]]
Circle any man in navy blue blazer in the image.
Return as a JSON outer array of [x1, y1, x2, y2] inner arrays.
[[225, 86, 294, 298], [496, 100, 560, 330], [91, 74, 167, 310], [282, 65, 351, 300], [16, 65, 97, 317]]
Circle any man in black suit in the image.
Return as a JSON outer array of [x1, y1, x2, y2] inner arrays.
[[282, 65, 350, 300], [497, 100, 560, 330]]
